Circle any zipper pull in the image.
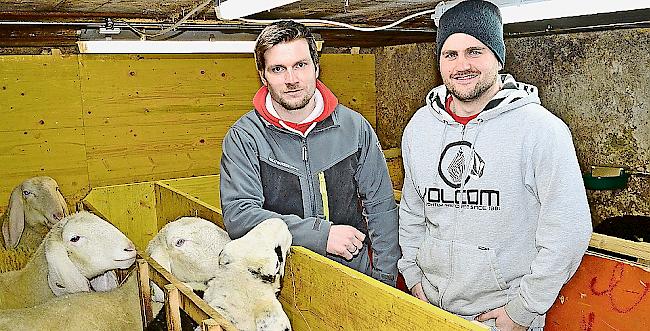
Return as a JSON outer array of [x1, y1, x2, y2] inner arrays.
[[302, 145, 307, 161]]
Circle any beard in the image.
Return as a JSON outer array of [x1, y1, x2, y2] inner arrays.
[[444, 66, 500, 102], [268, 84, 315, 112], [445, 71, 498, 102]]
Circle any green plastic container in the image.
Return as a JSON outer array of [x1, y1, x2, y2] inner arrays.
[[583, 172, 630, 190]]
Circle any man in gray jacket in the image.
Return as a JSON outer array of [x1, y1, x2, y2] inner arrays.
[[398, 0, 592, 330], [220, 20, 399, 286]]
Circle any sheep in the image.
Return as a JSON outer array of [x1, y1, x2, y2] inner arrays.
[[0, 217, 291, 330], [203, 218, 293, 331], [0, 217, 230, 330], [147, 216, 231, 299], [0, 272, 142, 331], [1, 176, 69, 250], [0, 216, 232, 331], [0, 210, 136, 309], [146, 216, 232, 331]]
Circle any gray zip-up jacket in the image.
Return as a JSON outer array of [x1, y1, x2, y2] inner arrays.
[[398, 74, 592, 327], [220, 94, 399, 286]]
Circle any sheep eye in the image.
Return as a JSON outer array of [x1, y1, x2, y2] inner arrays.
[[70, 235, 80, 243], [174, 239, 185, 247], [22, 190, 32, 196]]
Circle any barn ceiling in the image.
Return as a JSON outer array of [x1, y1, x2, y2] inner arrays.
[[0, 0, 443, 47], [0, 1, 648, 48], [0, 0, 441, 26]]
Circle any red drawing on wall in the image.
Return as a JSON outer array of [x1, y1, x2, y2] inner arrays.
[[590, 262, 649, 313], [580, 312, 595, 331]]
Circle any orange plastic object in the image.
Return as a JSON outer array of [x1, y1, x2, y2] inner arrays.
[[546, 254, 649, 330]]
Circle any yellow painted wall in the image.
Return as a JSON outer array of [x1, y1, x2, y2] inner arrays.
[[0, 53, 376, 210]]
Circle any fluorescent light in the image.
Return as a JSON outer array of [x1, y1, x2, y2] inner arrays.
[[77, 40, 257, 54], [433, 0, 650, 25], [499, 0, 650, 24], [215, 0, 300, 20]]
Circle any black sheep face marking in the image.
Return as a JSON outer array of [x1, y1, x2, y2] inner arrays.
[[248, 245, 284, 284]]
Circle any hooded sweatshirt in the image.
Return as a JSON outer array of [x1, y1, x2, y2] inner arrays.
[[397, 74, 592, 328]]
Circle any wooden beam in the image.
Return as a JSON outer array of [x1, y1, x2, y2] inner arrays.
[[137, 258, 154, 327], [383, 147, 401, 159], [0, 26, 78, 47], [589, 233, 650, 261], [164, 284, 183, 331], [141, 252, 238, 331]]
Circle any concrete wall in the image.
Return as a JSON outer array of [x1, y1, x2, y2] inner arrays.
[[374, 27, 650, 225], [505, 28, 650, 224]]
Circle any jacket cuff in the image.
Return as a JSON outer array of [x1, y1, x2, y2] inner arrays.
[[371, 269, 397, 287], [399, 265, 423, 290], [314, 220, 332, 256], [504, 295, 539, 327]]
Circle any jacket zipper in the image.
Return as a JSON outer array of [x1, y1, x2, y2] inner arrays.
[[302, 140, 316, 216]]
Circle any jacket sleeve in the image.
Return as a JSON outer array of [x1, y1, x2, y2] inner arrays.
[[504, 118, 592, 326], [356, 118, 400, 286], [396, 128, 427, 291], [220, 126, 331, 255]]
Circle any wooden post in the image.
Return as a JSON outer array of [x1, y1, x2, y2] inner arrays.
[[136, 259, 153, 328], [202, 318, 223, 331], [164, 284, 182, 331]]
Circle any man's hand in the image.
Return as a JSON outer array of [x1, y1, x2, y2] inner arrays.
[[475, 307, 526, 331], [326, 225, 365, 260], [410, 282, 428, 302]]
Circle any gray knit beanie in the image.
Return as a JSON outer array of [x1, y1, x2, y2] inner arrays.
[[436, 0, 505, 66]]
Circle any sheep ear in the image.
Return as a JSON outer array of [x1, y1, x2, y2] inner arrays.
[[45, 233, 91, 296], [89, 270, 118, 292], [2, 186, 26, 248]]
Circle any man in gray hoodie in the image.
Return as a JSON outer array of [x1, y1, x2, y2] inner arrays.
[[397, 1, 592, 330]]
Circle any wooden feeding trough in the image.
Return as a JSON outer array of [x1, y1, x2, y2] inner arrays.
[[82, 174, 650, 330], [3, 174, 646, 330], [81, 175, 488, 331]]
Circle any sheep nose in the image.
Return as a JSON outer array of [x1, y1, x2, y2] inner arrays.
[[124, 242, 135, 252], [53, 212, 64, 221]]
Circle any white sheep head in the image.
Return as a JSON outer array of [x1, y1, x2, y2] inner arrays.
[[146, 216, 231, 294], [204, 265, 292, 331], [2, 176, 69, 248], [45, 211, 136, 296], [219, 218, 292, 288]]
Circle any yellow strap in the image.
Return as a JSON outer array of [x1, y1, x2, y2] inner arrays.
[[318, 172, 330, 222]]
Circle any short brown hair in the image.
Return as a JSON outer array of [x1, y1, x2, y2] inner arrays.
[[254, 20, 319, 72]]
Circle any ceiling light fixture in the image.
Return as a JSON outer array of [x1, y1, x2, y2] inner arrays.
[[433, 0, 650, 25], [77, 40, 257, 54], [77, 39, 323, 54], [215, 0, 300, 20]]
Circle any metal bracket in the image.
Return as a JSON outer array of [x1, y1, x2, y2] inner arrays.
[[99, 18, 121, 35]]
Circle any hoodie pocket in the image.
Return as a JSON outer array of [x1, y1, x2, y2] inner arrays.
[[415, 237, 451, 306], [443, 242, 508, 315]]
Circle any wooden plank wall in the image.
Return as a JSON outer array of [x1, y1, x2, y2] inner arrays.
[[0, 54, 89, 210], [82, 182, 157, 250], [155, 181, 224, 230], [0, 53, 375, 210], [282, 246, 486, 331]]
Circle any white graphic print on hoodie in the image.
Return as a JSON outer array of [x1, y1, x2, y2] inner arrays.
[[397, 74, 592, 328]]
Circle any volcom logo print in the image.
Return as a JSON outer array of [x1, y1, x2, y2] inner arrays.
[[438, 141, 485, 188], [425, 140, 500, 211]]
